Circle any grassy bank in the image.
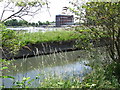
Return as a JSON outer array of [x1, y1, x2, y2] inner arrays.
[[18, 27, 108, 47], [18, 30, 81, 46]]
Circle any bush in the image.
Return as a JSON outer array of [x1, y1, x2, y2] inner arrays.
[[0, 23, 21, 54]]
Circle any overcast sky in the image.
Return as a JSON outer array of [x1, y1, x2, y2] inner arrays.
[[0, 0, 71, 22], [0, 0, 89, 22], [1, 0, 119, 22], [30, 0, 71, 22], [28, 0, 87, 22]]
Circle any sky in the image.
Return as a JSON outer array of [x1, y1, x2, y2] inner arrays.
[[21, 0, 88, 22], [31, 0, 88, 22], [0, 0, 72, 22], [30, 0, 71, 22], [0, 0, 119, 22]]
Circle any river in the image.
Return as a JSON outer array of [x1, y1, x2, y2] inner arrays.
[[7, 27, 67, 33], [2, 47, 107, 88]]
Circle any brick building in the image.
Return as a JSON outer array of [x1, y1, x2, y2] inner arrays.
[[56, 15, 74, 27]]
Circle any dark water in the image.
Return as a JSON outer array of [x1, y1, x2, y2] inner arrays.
[[2, 48, 107, 88]]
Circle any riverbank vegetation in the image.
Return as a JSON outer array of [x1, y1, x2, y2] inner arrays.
[[1, 0, 120, 89], [39, 64, 120, 88], [1, 23, 109, 50], [18, 30, 80, 45], [1, 23, 81, 47]]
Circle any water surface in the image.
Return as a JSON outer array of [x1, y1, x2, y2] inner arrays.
[[3, 48, 107, 88]]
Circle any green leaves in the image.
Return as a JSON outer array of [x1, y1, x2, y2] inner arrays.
[[28, 2, 37, 6], [16, 2, 27, 7], [16, 1, 44, 7], [22, 77, 30, 82], [0, 67, 8, 70], [0, 76, 15, 79], [1, 23, 21, 54]]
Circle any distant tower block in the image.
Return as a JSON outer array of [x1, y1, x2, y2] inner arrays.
[[56, 15, 74, 27]]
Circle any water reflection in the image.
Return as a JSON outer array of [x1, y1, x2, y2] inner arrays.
[[3, 47, 107, 88]]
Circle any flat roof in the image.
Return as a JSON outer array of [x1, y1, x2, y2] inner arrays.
[[56, 15, 73, 16]]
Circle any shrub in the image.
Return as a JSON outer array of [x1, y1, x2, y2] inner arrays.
[[0, 23, 21, 54]]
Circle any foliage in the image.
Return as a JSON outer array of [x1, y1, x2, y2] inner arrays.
[[68, 1, 120, 88], [0, 23, 21, 54], [40, 77, 81, 88], [4, 19, 28, 26], [105, 62, 120, 84], [82, 64, 120, 89], [69, 1, 120, 62], [0, 59, 15, 89], [4, 19, 50, 27], [72, 25, 109, 50], [0, 59, 35, 88], [13, 77, 31, 88], [83, 2, 120, 62], [68, 1, 86, 23]]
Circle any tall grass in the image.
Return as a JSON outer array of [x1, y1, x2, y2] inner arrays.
[[18, 30, 80, 45]]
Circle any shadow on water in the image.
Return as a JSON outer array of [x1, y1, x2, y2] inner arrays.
[[2, 47, 107, 88]]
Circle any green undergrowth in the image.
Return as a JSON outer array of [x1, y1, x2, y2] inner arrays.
[[82, 65, 120, 89], [39, 63, 120, 89], [18, 30, 80, 45]]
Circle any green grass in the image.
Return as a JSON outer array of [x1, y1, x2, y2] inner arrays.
[[18, 30, 80, 45]]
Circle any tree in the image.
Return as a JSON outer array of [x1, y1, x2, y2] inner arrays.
[[83, 2, 120, 63], [69, 1, 120, 83], [69, 1, 120, 62], [0, 0, 48, 22], [67, 0, 86, 24], [4, 19, 28, 26], [4, 19, 18, 26], [19, 20, 28, 26], [38, 21, 43, 26]]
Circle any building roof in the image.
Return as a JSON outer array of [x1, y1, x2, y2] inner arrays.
[[56, 15, 73, 17]]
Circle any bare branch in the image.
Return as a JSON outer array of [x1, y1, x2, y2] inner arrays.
[[0, 2, 11, 21], [2, 7, 24, 22], [0, 10, 5, 21], [0, 0, 48, 22]]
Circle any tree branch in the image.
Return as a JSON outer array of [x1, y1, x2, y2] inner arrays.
[[2, 7, 24, 22]]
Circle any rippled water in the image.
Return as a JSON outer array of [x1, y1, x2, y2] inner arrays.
[[2, 47, 107, 88]]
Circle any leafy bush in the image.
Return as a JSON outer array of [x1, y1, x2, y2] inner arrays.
[[0, 23, 21, 54], [82, 65, 120, 89]]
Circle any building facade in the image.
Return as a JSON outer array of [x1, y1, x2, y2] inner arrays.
[[56, 15, 74, 27]]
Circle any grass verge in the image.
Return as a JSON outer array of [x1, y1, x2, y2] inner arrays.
[[18, 30, 80, 46]]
